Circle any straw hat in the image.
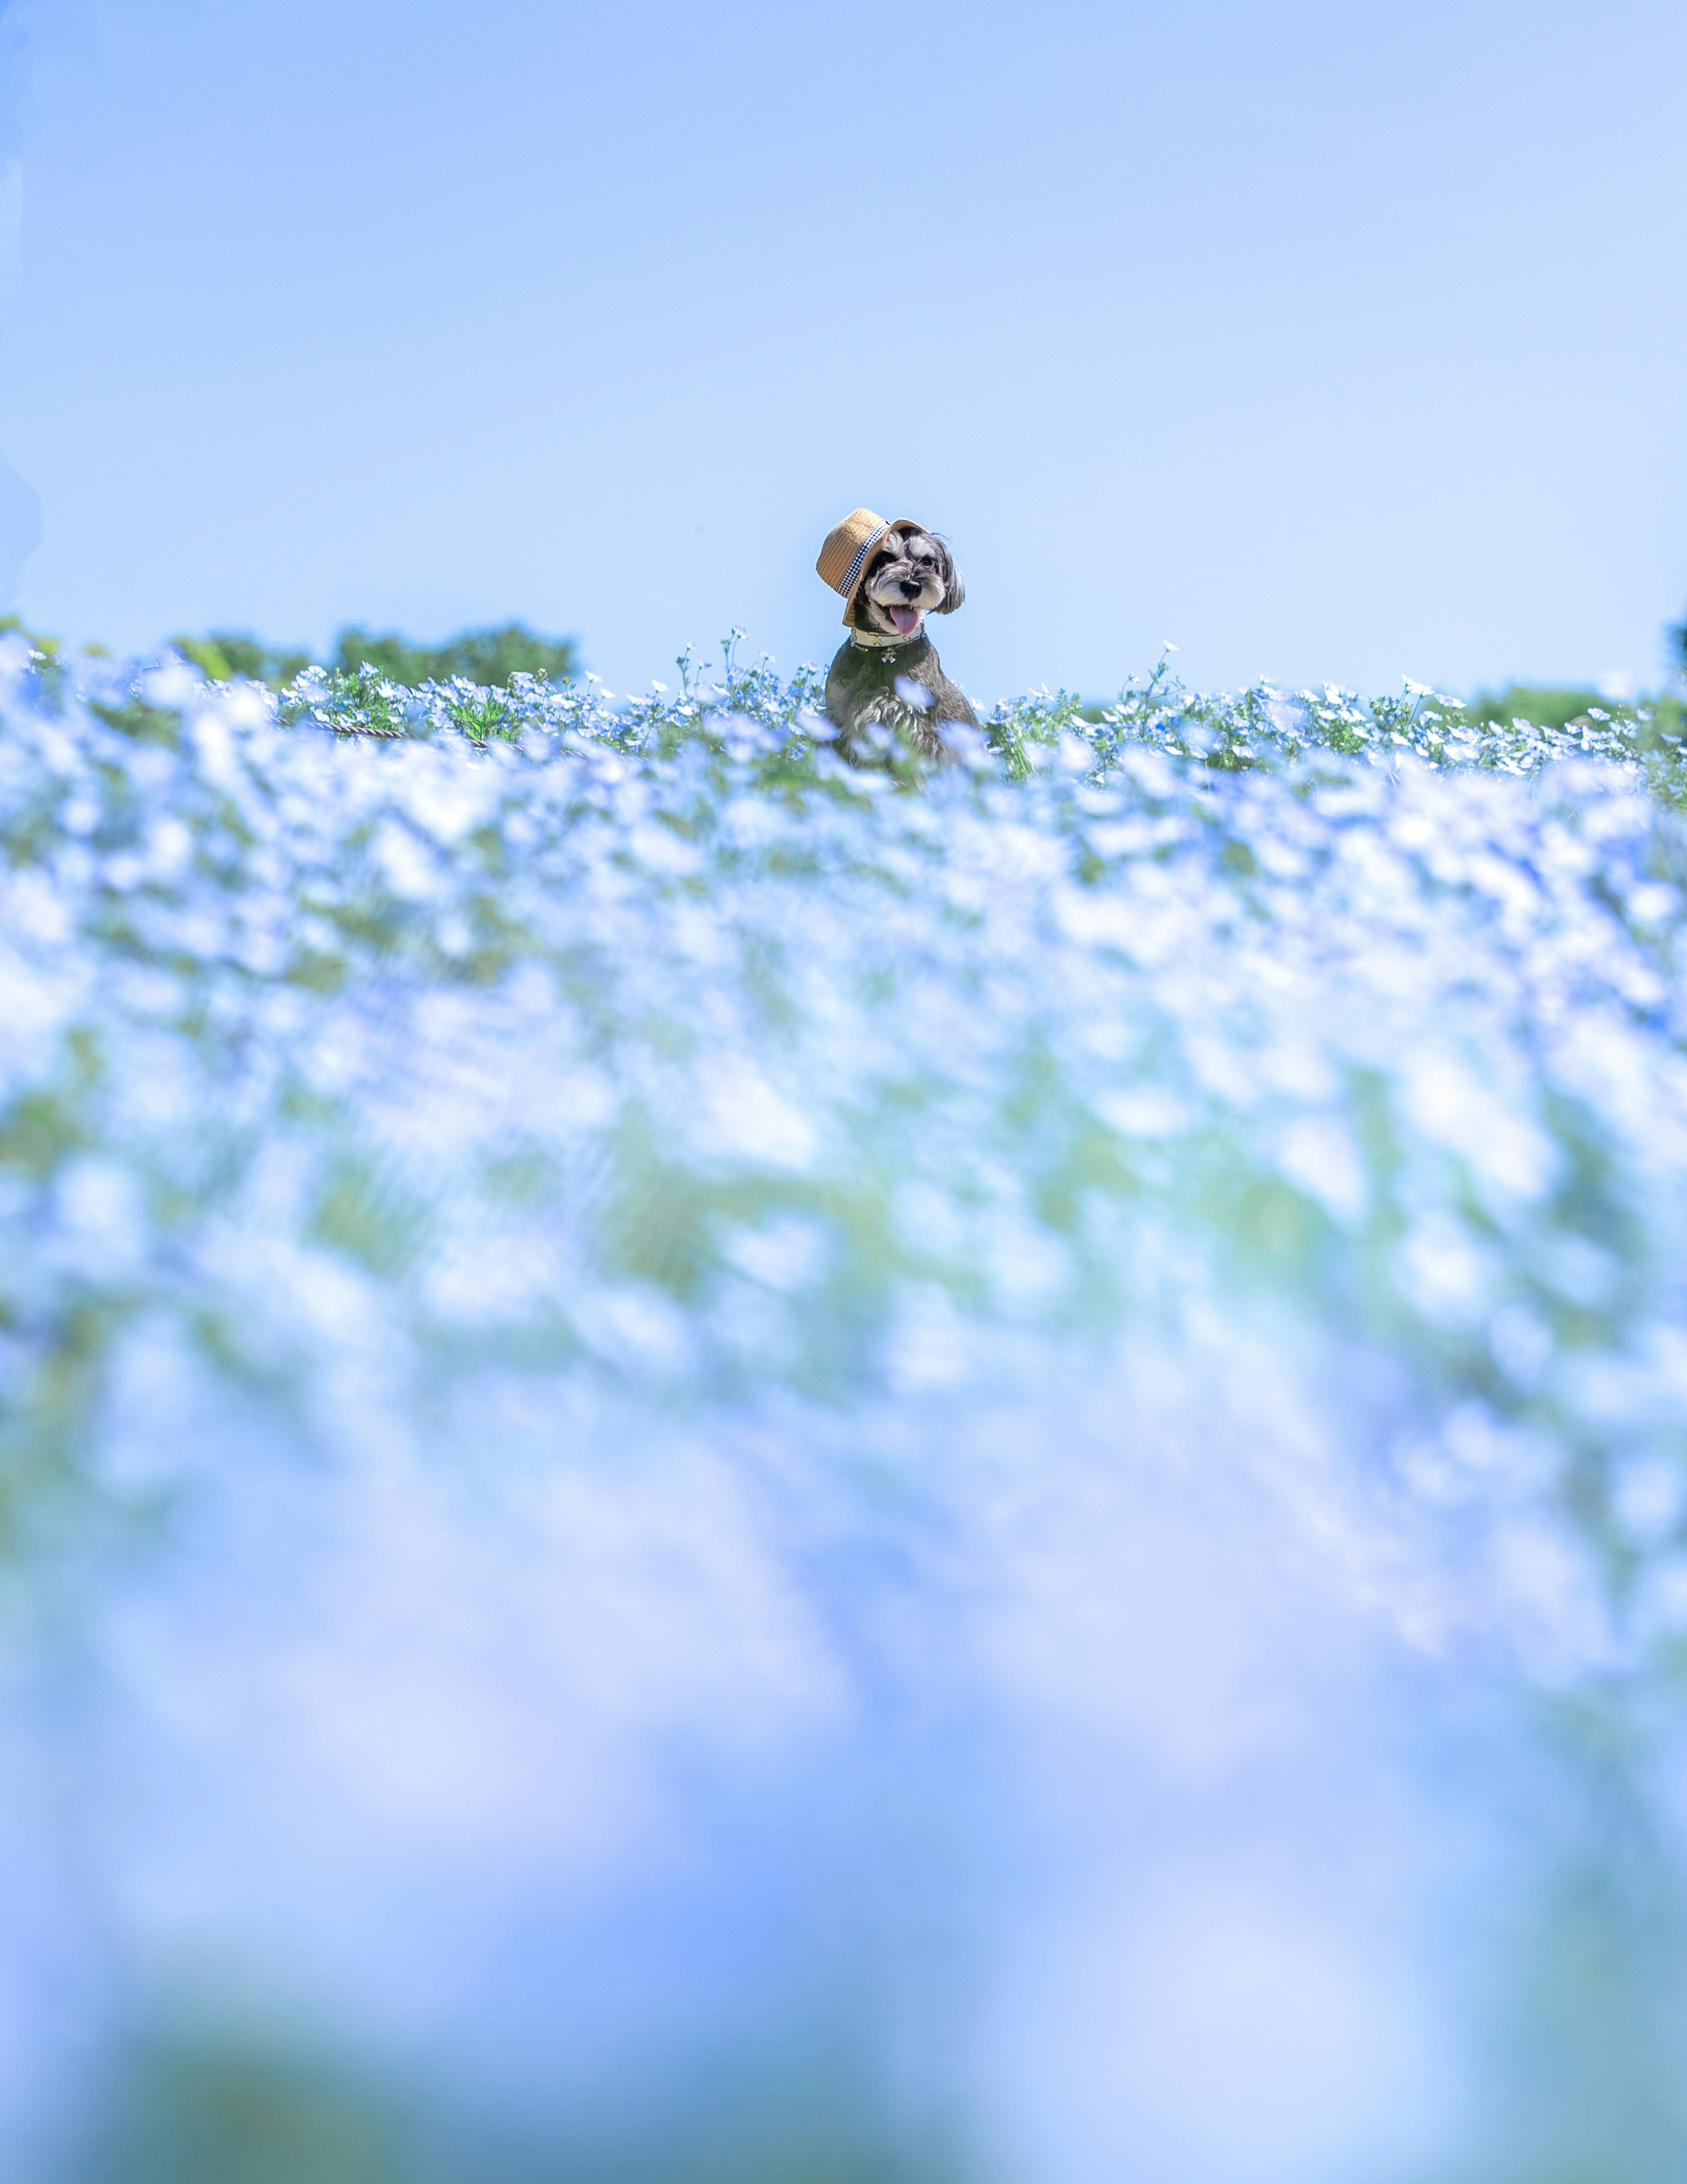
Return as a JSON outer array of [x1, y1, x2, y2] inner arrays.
[[816, 506, 914, 624]]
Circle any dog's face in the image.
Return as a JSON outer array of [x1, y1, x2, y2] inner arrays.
[[851, 522, 964, 639]]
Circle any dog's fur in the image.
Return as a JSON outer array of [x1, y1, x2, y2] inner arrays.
[[824, 521, 978, 762]]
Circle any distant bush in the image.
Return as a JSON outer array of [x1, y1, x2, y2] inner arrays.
[[1460, 681, 1687, 752], [330, 621, 578, 688], [0, 611, 106, 661], [1464, 683, 1631, 735], [171, 631, 314, 688], [165, 621, 580, 692]]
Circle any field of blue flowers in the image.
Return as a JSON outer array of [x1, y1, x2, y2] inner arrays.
[[6, 631, 1687, 2181]]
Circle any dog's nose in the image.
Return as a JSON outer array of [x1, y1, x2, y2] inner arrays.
[[900, 578, 923, 596]]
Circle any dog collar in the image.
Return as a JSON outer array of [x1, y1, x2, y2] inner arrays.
[[848, 624, 923, 651]]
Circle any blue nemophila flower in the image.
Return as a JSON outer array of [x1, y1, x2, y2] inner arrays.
[[2, 644, 1687, 2179]]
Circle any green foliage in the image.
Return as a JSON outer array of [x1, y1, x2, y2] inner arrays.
[[330, 621, 578, 688], [1466, 683, 1629, 735], [170, 630, 313, 688], [273, 633, 1687, 820], [986, 685, 1094, 780], [0, 611, 63, 653], [0, 613, 122, 707], [977, 658, 1687, 807], [1068, 676, 1687, 769], [281, 663, 556, 747], [172, 629, 316, 686], [281, 634, 844, 784], [163, 622, 580, 693]]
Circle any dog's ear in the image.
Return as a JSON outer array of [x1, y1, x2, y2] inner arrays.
[[932, 535, 965, 615]]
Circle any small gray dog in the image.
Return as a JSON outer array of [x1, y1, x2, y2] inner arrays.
[[815, 509, 979, 762]]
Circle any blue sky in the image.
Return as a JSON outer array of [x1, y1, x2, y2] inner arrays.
[[1, 0, 1683, 702]]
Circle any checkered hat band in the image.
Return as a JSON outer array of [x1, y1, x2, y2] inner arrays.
[[838, 523, 889, 597]]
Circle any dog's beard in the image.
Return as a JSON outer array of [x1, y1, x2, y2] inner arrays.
[[858, 584, 940, 639]]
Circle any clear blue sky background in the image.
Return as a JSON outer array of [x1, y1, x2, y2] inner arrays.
[[1, 0, 1683, 703]]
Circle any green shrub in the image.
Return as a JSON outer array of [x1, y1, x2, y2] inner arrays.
[[329, 621, 578, 688], [1465, 683, 1623, 734], [166, 621, 581, 692], [170, 630, 314, 687]]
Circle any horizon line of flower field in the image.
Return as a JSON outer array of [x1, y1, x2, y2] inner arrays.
[[24, 623, 1685, 808]]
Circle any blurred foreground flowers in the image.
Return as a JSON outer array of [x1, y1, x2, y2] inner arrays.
[[5, 637, 1687, 2180]]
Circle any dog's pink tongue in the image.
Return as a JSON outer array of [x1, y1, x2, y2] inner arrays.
[[889, 606, 920, 635]]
